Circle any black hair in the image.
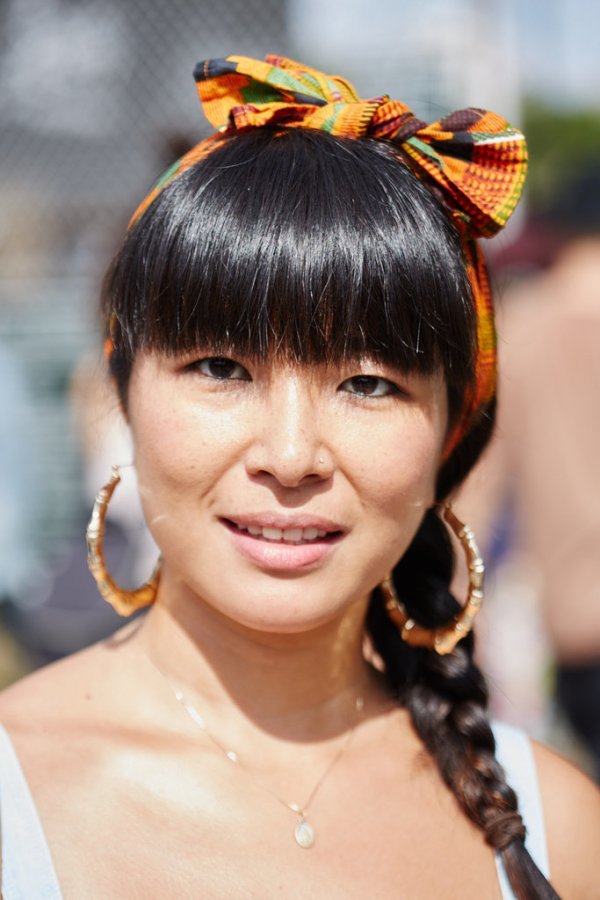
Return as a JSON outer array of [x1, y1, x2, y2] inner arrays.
[[104, 128, 474, 429], [102, 127, 559, 899]]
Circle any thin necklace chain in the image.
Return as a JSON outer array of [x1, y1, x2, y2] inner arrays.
[[146, 655, 364, 849]]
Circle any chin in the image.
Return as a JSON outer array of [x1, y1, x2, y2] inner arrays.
[[195, 577, 369, 638]]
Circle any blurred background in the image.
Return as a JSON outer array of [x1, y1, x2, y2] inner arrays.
[[1, 0, 599, 776]]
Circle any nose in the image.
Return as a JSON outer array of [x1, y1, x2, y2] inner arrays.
[[245, 373, 333, 487]]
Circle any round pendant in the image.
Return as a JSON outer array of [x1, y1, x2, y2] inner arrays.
[[294, 818, 315, 849]]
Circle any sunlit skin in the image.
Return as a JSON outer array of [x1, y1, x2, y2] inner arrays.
[[0, 347, 599, 899], [127, 350, 449, 646]]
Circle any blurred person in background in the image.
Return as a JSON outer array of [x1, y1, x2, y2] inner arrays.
[[0, 342, 42, 683], [0, 53, 598, 899], [2, 354, 157, 666], [0, 342, 41, 606], [456, 166, 600, 779], [0, 132, 190, 670]]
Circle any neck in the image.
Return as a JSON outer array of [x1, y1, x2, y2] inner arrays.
[[136, 584, 382, 743]]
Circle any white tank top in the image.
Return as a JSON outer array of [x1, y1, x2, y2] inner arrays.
[[0, 721, 550, 899]]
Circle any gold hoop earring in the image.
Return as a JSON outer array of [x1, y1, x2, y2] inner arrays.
[[86, 465, 160, 616], [381, 505, 484, 656]]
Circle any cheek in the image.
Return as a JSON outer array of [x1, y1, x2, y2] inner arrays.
[[366, 445, 441, 577], [132, 384, 242, 470], [128, 394, 246, 534], [368, 448, 438, 528], [345, 418, 444, 581], [352, 412, 443, 514], [326, 425, 440, 591]]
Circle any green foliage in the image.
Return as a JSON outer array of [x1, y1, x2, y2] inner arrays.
[[523, 99, 600, 211]]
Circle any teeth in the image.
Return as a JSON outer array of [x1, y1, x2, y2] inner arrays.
[[237, 523, 330, 543]]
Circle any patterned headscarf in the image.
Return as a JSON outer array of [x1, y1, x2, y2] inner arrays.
[[130, 54, 527, 457]]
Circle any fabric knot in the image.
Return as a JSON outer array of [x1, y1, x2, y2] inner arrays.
[[191, 55, 526, 241]]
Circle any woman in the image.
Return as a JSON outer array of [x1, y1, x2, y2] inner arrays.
[[0, 55, 598, 899]]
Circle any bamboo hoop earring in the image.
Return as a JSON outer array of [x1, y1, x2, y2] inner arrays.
[[86, 465, 161, 616], [381, 505, 484, 656]]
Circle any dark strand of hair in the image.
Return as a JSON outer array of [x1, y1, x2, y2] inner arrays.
[[102, 129, 475, 416]]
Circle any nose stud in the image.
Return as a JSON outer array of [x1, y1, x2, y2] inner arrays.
[[318, 456, 325, 465]]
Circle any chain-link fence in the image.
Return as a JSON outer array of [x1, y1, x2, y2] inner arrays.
[[0, 0, 290, 593], [1, 0, 524, 588], [0, 0, 524, 661]]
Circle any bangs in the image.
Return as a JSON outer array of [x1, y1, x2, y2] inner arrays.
[[105, 129, 476, 397]]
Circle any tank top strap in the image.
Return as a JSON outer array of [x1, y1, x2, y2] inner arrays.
[[0, 723, 63, 899], [492, 721, 551, 899]]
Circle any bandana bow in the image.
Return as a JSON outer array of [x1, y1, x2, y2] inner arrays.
[[131, 54, 527, 457]]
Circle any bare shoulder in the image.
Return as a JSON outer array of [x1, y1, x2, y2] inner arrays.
[[532, 740, 600, 899], [0, 627, 137, 737], [0, 651, 87, 736]]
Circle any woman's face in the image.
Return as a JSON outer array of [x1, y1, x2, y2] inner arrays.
[[126, 350, 448, 633]]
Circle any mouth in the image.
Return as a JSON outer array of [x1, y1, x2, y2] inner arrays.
[[222, 519, 344, 545]]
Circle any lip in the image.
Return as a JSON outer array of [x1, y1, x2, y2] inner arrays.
[[221, 514, 345, 572]]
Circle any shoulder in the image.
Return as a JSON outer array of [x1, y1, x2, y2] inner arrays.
[[0, 645, 98, 717], [0, 631, 135, 740], [532, 739, 600, 900], [0, 634, 148, 814]]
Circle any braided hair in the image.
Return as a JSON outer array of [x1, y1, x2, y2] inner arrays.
[[369, 412, 560, 899], [103, 127, 559, 898]]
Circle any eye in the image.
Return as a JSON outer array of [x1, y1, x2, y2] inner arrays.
[[195, 357, 250, 381], [339, 375, 399, 398]]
